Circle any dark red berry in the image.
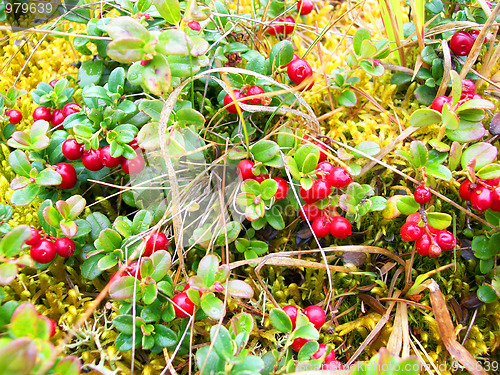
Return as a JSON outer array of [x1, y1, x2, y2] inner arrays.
[[82, 149, 104, 171], [99, 145, 123, 168], [62, 103, 81, 118], [311, 216, 330, 238], [428, 244, 442, 258], [431, 96, 452, 112], [416, 233, 431, 256], [316, 161, 334, 179], [121, 153, 146, 175], [327, 167, 352, 188], [224, 91, 247, 113], [282, 16, 295, 35], [461, 79, 475, 98], [459, 180, 475, 201], [273, 177, 289, 200], [254, 174, 269, 183], [300, 203, 323, 221], [449, 31, 475, 56], [25, 227, 41, 246], [188, 21, 201, 31], [470, 186, 493, 211], [244, 86, 265, 105], [39, 315, 57, 337], [299, 179, 331, 204], [291, 337, 309, 352], [30, 239, 56, 264], [50, 109, 65, 129], [297, 0, 314, 15], [400, 222, 424, 241], [54, 237, 75, 257], [414, 185, 432, 205], [329, 216, 351, 239], [33, 106, 51, 122], [237, 160, 255, 180], [144, 232, 169, 256], [312, 344, 336, 362], [283, 305, 298, 330], [54, 162, 77, 189], [287, 58, 313, 85], [172, 292, 195, 318], [436, 230, 456, 251], [303, 305, 326, 330], [5, 109, 22, 124], [62, 139, 84, 160], [128, 260, 142, 279]]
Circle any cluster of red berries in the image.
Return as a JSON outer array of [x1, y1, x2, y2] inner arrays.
[[33, 102, 81, 130], [62, 138, 145, 175], [430, 79, 480, 113], [449, 30, 485, 56], [25, 227, 76, 264], [4, 109, 23, 125], [237, 159, 289, 199], [459, 177, 500, 212], [223, 85, 269, 113], [283, 305, 343, 369], [267, 0, 314, 36]]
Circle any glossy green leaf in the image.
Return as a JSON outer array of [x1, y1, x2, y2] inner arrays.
[[0, 225, 30, 257], [396, 196, 419, 215], [409, 108, 441, 127], [269, 308, 292, 333], [153, 0, 181, 24], [426, 212, 452, 230], [202, 293, 225, 320], [251, 140, 280, 162], [477, 285, 498, 303], [461, 142, 498, 171], [269, 40, 294, 68]]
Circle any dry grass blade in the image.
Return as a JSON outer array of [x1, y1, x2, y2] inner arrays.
[[232, 256, 349, 273], [426, 280, 488, 375], [386, 302, 411, 357]]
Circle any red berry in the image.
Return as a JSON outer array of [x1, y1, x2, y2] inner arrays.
[[128, 137, 141, 150], [283, 305, 298, 330], [491, 187, 500, 212], [267, 18, 284, 35], [430, 96, 452, 112], [144, 232, 169, 256], [282, 16, 295, 35], [273, 177, 289, 200], [254, 174, 269, 183], [54, 237, 75, 257], [99, 145, 123, 168], [62, 139, 84, 160], [49, 79, 58, 88], [25, 227, 41, 246], [416, 233, 431, 256], [50, 109, 65, 129], [406, 212, 422, 224], [449, 31, 475, 56], [172, 292, 195, 318], [121, 153, 146, 175], [470, 186, 493, 211], [299, 203, 323, 221], [54, 162, 77, 189], [287, 58, 313, 85], [303, 305, 326, 330], [128, 260, 142, 279], [188, 21, 201, 31], [62, 103, 81, 118], [329, 216, 351, 239], [299, 179, 331, 204], [297, 0, 314, 15], [461, 79, 475, 98], [323, 359, 343, 370], [30, 239, 56, 264], [224, 91, 247, 113], [312, 344, 336, 362], [291, 337, 309, 352], [316, 161, 334, 179], [414, 185, 432, 205], [5, 109, 22, 124], [459, 180, 475, 201], [428, 244, 442, 258], [436, 230, 456, 251], [483, 177, 500, 187], [82, 149, 104, 171], [244, 86, 265, 105], [314, 142, 328, 162], [39, 315, 57, 337], [237, 160, 255, 180], [400, 222, 424, 241], [33, 106, 51, 122], [311, 216, 331, 238], [327, 167, 352, 188]]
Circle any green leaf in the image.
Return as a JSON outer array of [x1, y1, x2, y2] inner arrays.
[[409, 108, 442, 127], [86, 212, 111, 240], [157, 29, 190, 56], [246, 54, 266, 74], [143, 55, 172, 96], [10, 185, 40, 206], [396, 196, 420, 215], [338, 90, 357, 107], [113, 315, 134, 335], [251, 140, 280, 162], [0, 263, 18, 286], [142, 283, 157, 305], [0, 225, 30, 257], [153, 0, 181, 24], [298, 341, 320, 361], [98, 229, 122, 252], [293, 324, 319, 340], [426, 212, 452, 230], [51, 356, 81, 375], [301, 153, 319, 174], [210, 325, 233, 360], [132, 210, 152, 234], [269, 40, 294, 68], [109, 276, 138, 300], [202, 293, 225, 320], [260, 179, 278, 200], [176, 108, 205, 127], [477, 285, 498, 303], [421, 46, 438, 64], [424, 164, 452, 181], [232, 355, 265, 374], [78, 60, 103, 88], [35, 168, 62, 186], [476, 164, 500, 179], [353, 28, 371, 55], [154, 325, 177, 347], [448, 141, 462, 171], [265, 207, 285, 230], [294, 144, 319, 170], [409, 141, 428, 168], [461, 142, 498, 171], [150, 250, 172, 282], [108, 67, 125, 93], [441, 103, 459, 130], [115, 333, 134, 352], [81, 253, 105, 280], [277, 127, 295, 149], [97, 254, 118, 271], [0, 338, 37, 374], [107, 16, 151, 40], [269, 309, 292, 333], [83, 86, 113, 105], [197, 254, 219, 288], [456, 98, 495, 112], [8, 150, 31, 177], [353, 140, 380, 158], [226, 280, 254, 298]]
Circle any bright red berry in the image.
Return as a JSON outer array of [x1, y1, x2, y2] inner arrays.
[[99, 145, 123, 168], [144, 232, 169, 256], [267, 18, 284, 35], [316, 161, 334, 179], [483, 177, 500, 187], [25, 227, 41, 246], [62, 103, 81, 118], [62, 139, 84, 160], [428, 244, 442, 258], [416, 233, 431, 256], [449, 31, 475, 56], [327, 167, 352, 188], [54, 237, 76, 257], [282, 16, 295, 35], [121, 153, 146, 175], [436, 230, 455, 251], [291, 337, 309, 352], [312, 344, 336, 362], [237, 160, 255, 180], [470, 186, 493, 211], [128, 260, 142, 279], [414, 185, 432, 205], [172, 292, 195, 318], [54, 162, 77, 189], [299, 204, 323, 221], [50, 109, 65, 129], [311, 216, 331, 238], [82, 149, 104, 171], [5, 109, 22, 124], [303, 305, 326, 330], [224, 91, 247, 113], [39, 315, 57, 337], [287, 58, 313, 85], [400, 222, 424, 241], [461, 79, 475, 98], [282, 305, 298, 330], [273, 177, 289, 200], [459, 180, 475, 201], [314, 142, 328, 162], [430, 96, 452, 112], [300, 179, 331, 203], [33, 106, 51, 122], [297, 0, 314, 15], [244, 86, 265, 105], [188, 20, 201, 31], [329, 216, 351, 239], [30, 239, 56, 264]]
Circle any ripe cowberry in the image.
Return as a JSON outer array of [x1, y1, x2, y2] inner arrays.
[[254, 174, 269, 183], [299, 179, 331, 203], [99, 145, 123, 168], [329, 216, 352, 239], [62, 103, 81, 118], [400, 222, 423, 241], [188, 21, 201, 31], [430, 96, 452, 112], [314, 142, 329, 162], [428, 244, 442, 258], [416, 233, 431, 256], [82, 149, 104, 171], [282, 16, 295, 35], [144, 232, 169, 256], [291, 337, 309, 352], [491, 187, 500, 212], [282, 305, 298, 330], [273, 177, 289, 200], [62, 139, 84, 160], [303, 305, 326, 330], [414, 185, 432, 205], [299, 204, 323, 221], [436, 230, 456, 251], [316, 161, 334, 179], [327, 167, 352, 188], [470, 186, 493, 211], [483, 177, 500, 187], [5, 109, 22, 124], [50, 109, 65, 129], [224, 91, 247, 113], [33, 106, 51, 122], [172, 292, 195, 318], [449, 31, 475, 56], [30, 239, 56, 264], [128, 260, 142, 279], [121, 153, 146, 175], [312, 344, 336, 362], [244, 86, 265, 105], [461, 79, 475, 98], [297, 0, 314, 15], [26, 227, 41, 246], [237, 160, 255, 180], [54, 237, 76, 257], [311, 216, 331, 238], [287, 58, 313, 85], [459, 180, 475, 201], [54, 163, 77, 190]]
